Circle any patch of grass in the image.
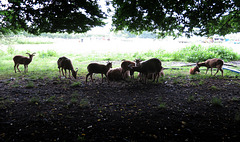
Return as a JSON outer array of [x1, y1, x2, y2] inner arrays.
[[29, 96, 40, 104], [16, 38, 53, 44], [46, 95, 56, 103], [79, 99, 90, 108], [209, 85, 219, 90], [231, 97, 240, 102], [188, 95, 195, 102], [7, 46, 16, 55], [71, 91, 80, 98], [70, 91, 81, 104], [211, 97, 223, 107], [38, 50, 58, 58], [198, 80, 204, 86], [11, 81, 20, 88], [158, 102, 166, 109], [70, 81, 82, 87], [71, 97, 78, 104], [158, 97, 167, 109], [190, 82, 197, 86], [25, 81, 35, 88]]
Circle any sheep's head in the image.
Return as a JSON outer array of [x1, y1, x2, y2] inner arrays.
[[135, 59, 142, 66], [194, 66, 200, 72], [26, 53, 36, 58], [128, 64, 134, 76], [72, 68, 78, 79], [107, 62, 112, 69]]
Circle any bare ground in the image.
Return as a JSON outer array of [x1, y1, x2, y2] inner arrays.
[[0, 72, 240, 142]]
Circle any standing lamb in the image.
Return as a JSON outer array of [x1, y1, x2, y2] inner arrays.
[[197, 58, 224, 76], [57, 56, 78, 79], [13, 52, 36, 73], [86, 62, 112, 83]]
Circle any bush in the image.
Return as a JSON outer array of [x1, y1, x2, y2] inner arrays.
[[173, 44, 240, 62], [208, 45, 239, 61]]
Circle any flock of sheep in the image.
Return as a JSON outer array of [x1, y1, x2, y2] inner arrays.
[[13, 53, 224, 83]]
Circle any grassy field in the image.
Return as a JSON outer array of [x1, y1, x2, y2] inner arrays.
[[0, 44, 240, 81], [0, 36, 240, 80]]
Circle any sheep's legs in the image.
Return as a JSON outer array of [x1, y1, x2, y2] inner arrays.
[[14, 63, 17, 73], [62, 68, 65, 76], [69, 70, 71, 78], [122, 70, 126, 79], [211, 68, 213, 75], [220, 68, 224, 77], [105, 73, 109, 83], [214, 69, 219, 76], [16, 64, 21, 73], [64, 69, 67, 78], [24, 65, 28, 73], [101, 74, 104, 83], [59, 68, 62, 78], [90, 74, 93, 82], [205, 68, 209, 75], [86, 73, 92, 83], [155, 72, 159, 83]]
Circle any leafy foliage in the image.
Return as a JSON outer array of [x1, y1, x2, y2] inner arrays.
[[111, 0, 240, 37], [1, 0, 240, 37], [0, 0, 106, 35]]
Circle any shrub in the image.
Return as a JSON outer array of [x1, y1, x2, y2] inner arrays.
[[208, 45, 239, 61], [173, 44, 240, 62]]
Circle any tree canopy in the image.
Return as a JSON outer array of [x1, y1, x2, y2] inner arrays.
[[1, 0, 240, 37], [111, 0, 240, 37], [0, 0, 106, 35]]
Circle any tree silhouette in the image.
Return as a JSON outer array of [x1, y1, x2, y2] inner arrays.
[[0, 0, 106, 35], [111, 0, 240, 37], [1, 0, 239, 37]]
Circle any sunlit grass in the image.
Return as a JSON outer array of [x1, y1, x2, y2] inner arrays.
[[0, 45, 239, 81]]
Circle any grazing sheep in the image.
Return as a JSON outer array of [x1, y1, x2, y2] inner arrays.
[[197, 58, 224, 76], [57, 56, 78, 79], [190, 66, 200, 75], [13, 53, 36, 73], [86, 62, 112, 83]]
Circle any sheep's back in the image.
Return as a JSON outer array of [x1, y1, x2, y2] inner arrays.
[[206, 58, 224, 68], [107, 68, 123, 81], [13, 56, 30, 64], [141, 58, 162, 73], [87, 63, 107, 73]]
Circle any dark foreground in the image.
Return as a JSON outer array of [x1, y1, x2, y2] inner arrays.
[[0, 76, 240, 142]]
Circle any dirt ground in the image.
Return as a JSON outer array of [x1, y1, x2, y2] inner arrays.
[[0, 72, 240, 142]]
